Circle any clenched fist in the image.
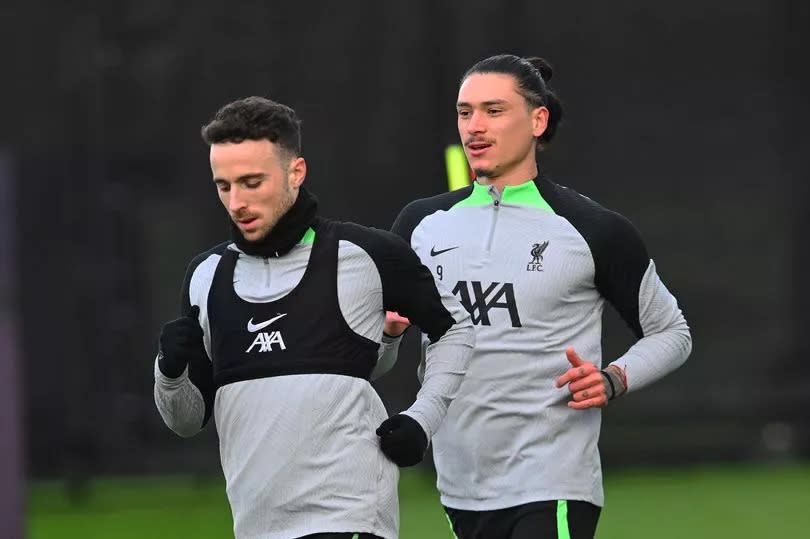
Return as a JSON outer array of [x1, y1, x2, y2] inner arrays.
[[158, 306, 206, 378], [376, 414, 428, 467]]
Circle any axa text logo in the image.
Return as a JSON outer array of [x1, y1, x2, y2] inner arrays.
[[245, 314, 287, 352], [452, 281, 521, 327]]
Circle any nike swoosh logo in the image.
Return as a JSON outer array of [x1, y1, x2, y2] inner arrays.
[[430, 246, 459, 257], [247, 313, 287, 332]]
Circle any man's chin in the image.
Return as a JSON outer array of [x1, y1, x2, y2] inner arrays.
[[240, 230, 269, 242], [472, 167, 498, 179], [236, 223, 271, 243]]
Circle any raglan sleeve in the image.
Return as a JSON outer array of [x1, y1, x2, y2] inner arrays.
[[593, 211, 692, 394], [153, 253, 216, 437], [359, 224, 474, 439], [372, 200, 430, 377]]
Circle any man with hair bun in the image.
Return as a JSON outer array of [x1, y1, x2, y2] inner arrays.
[[382, 54, 692, 538]]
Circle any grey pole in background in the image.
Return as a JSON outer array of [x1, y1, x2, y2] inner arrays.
[[0, 152, 22, 539]]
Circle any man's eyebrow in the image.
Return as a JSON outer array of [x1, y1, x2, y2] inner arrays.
[[212, 173, 265, 183], [235, 173, 265, 182], [456, 99, 509, 108]]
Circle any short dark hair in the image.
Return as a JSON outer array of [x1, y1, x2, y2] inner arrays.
[[201, 96, 302, 157], [462, 54, 563, 146]]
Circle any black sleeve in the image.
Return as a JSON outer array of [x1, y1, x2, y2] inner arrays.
[[391, 200, 426, 245], [178, 243, 227, 428], [539, 178, 649, 338], [391, 186, 473, 245], [339, 222, 458, 343], [589, 212, 649, 338], [178, 251, 208, 316]]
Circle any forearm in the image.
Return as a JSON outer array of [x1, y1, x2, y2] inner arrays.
[[402, 324, 473, 438], [153, 357, 206, 437], [609, 311, 692, 394], [607, 257, 692, 394], [371, 333, 403, 380]]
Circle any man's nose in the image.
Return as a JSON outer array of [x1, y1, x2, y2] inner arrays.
[[467, 110, 487, 134], [228, 187, 246, 212]]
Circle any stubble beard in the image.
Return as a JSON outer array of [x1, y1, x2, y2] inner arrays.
[[242, 182, 296, 243], [472, 167, 498, 179], [473, 145, 535, 182]]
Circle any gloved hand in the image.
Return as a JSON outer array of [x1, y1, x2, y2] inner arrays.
[[158, 306, 205, 378], [376, 414, 428, 467]]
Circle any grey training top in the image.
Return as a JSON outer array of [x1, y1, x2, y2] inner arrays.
[[154, 222, 473, 539], [383, 177, 692, 510]]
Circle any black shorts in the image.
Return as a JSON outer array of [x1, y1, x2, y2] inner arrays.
[[444, 500, 601, 539], [299, 534, 382, 539]]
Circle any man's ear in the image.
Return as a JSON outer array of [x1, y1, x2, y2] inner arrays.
[[532, 106, 549, 138], [288, 157, 307, 189]]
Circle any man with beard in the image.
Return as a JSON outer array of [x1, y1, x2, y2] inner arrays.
[[153, 96, 474, 539], [382, 55, 692, 538]]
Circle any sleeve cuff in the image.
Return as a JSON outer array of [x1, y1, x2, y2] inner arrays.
[[381, 332, 404, 345], [602, 364, 628, 399], [400, 410, 433, 441], [154, 354, 189, 386]]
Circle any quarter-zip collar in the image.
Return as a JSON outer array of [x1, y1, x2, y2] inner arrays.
[[463, 177, 552, 211]]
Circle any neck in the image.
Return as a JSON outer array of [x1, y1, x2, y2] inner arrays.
[[477, 158, 538, 191], [230, 186, 318, 258]]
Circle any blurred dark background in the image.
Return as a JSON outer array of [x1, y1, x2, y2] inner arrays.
[[2, 0, 808, 492]]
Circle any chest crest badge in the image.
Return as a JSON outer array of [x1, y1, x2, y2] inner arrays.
[[527, 240, 549, 272]]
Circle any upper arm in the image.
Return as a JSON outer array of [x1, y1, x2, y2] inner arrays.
[[341, 224, 457, 343], [589, 212, 650, 338], [179, 252, 211, 316], [336, 240, 385, 342]]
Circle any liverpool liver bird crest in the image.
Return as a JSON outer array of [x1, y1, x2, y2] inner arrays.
[[530, 241, 549, 265]]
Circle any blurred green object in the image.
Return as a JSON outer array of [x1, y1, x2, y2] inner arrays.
[[445, 144, 471, 191], [28, 463, 810, 538]]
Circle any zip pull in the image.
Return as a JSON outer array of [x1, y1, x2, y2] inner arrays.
[[487, 184, 502, 207]]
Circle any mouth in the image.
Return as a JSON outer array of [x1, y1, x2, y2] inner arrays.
[[236, 216, 260, 231], [466, 141, 493, 157]]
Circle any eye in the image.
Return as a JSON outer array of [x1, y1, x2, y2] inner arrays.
[[457, 109, 471, 118], [487, 108, 502, 116], [245, 180, 262, 189], [216, 182, 230, 192]]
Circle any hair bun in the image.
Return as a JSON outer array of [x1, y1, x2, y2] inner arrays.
[[525, 57, 553, 82]]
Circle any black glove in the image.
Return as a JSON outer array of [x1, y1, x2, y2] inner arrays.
[[376, 414, 428, 467], [158, 306, 205, 378]]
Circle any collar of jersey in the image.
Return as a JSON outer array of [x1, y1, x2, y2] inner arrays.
[[230, 227, 315, 255], [455, 179, 554, 212]]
